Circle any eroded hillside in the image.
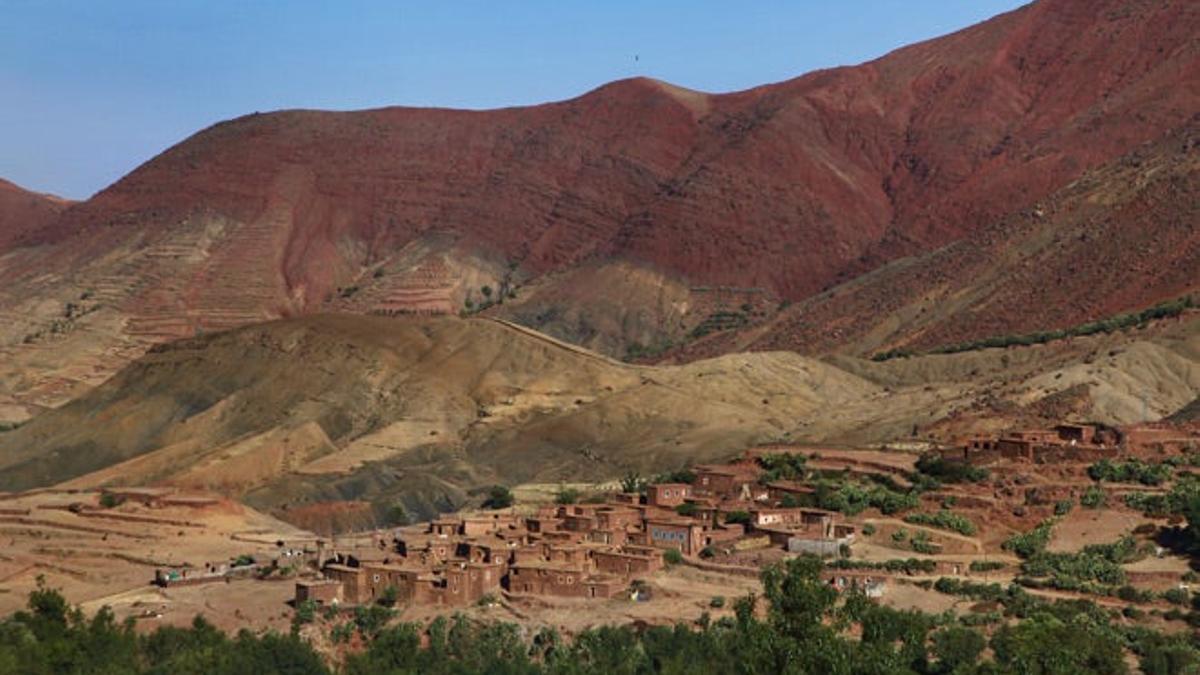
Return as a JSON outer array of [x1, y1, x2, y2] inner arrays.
[[1, 313, 1196, 531]]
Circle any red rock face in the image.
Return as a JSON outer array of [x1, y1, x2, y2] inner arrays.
[[2, 0, 1198, 354], [0, 178, 70, 250]]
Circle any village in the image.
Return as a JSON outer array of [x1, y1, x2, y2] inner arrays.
[[2, 416, 1198, 640], [132, 418, 1200, 627]]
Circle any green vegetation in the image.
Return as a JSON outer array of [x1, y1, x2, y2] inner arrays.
[[554, 487, 580, 505], [98, 492, 122, 509], [909, 530, 939, 555], [904, 510, 977, 536], [861, 523, 877, 536], [1019, 536, 1141, 590], [914, 453, 989, 483], [662, 548, 684, 565], [1002, 519, 1056, 558], [1081, 485, 1107, 509], [619, 471, 647, 494], [871, 296, 1195, 361], [0, 420, 23, 432], [382, 502, 409, 526], [675, 502, 699, 517], [378, 585, 399, 608], [481, 485, 514, 510], [1088, 459, 1173, 486], [969, 560, 1007, 573], [827, 558, 938, 575], [652, 468, 697, 484], [9, 562, 1200, 674], [1054, 499, 1074, 516], [709, 596, 725, 609], [757, 453, 808, 482], [724, 510, 751, 526], [689, 310, 750, 339], [624, 339, 675, 363], [814, 480, 919, 516]]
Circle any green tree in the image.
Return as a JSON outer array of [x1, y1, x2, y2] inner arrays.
[[482, 485, 514, 509]]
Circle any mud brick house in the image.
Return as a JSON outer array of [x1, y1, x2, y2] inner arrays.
[[692, 463, 765, 500], [295, 578, 342, 604], [646, 483, 693, 507], [639, 517, 706, 556], [508, 561, 623, 599], [590, 545, 664, 576], [958, 423, 1122, 463]]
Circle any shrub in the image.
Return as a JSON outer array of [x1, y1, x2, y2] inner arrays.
[[1054, 499, 1074, 516], [892, 529, 909, 543], [663, 549, 684, 565], [969, 561, 1006, 573], [904, 510, 977, 536], [555, 488, 580, 505], [482, 485, 514, 509], [709, 596, 726, 609], [98, 492, 122, 509], [915, 454, 989, 483], [1003, 519, 1055, 558], [1080, 485, 1106, 509], [378, 585, 399, 607], [1163, 588, 1189, 606], [724, 510, 751, 526], [699, 546, 716, 559], [383, 502, 409, 526], [675, 502, 699, 517], [861, 523, 876, 536]]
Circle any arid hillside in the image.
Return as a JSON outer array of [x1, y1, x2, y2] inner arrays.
[[0, 177, 70, 250], [665, 120, 1200, 360], [0, 313, 1196, 531], [0, 0, 1197, 422]]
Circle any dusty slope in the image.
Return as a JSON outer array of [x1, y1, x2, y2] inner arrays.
[[0, 314, 1196, 529], [0, 177, 70, 249], [0, 0, 1196, 417]]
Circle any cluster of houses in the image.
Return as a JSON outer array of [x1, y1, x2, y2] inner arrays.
[[951, 422, 1200, 464], [292, 460, 858, 609]]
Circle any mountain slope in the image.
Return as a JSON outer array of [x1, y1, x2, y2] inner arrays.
[[0, 313, 1196, 530], [0, 178, 70, 250], [0, 0, 1197, 419]]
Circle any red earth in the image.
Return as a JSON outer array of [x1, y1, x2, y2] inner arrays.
[[0, 0, 1197, 359]]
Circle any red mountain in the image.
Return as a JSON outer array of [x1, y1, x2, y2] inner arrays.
[[0, 178, 70, 250], [0, 0, 1197, 412]]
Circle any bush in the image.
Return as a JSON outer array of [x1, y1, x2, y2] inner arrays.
[[663, 549, 684, 565], [1164, 588, 1190, 606], [1054, 499, 1074, 516], [709, 596, 725, 609], [378, 585, 399, 607], [969, 561, 1006, 573], [699, 546, 716, 559], [862, 523, 876, 536], [724, 510, 751, 526], [892, 529, 908, 543], [98, 492, 122, 509], [1003, 519, 1055, 558], [915, 454, 989, 483], [382, 502, 409, 526], [555, 488, 580, 505], [1088, 459, 1173, 486], [904, 510, 977, 536], [482, 485, 514, 509], [1080, 485, 1106, 509], [675, 502, 699, 517]]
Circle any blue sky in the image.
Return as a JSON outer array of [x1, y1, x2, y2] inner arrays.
[[1, 1, 1026, 200]]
